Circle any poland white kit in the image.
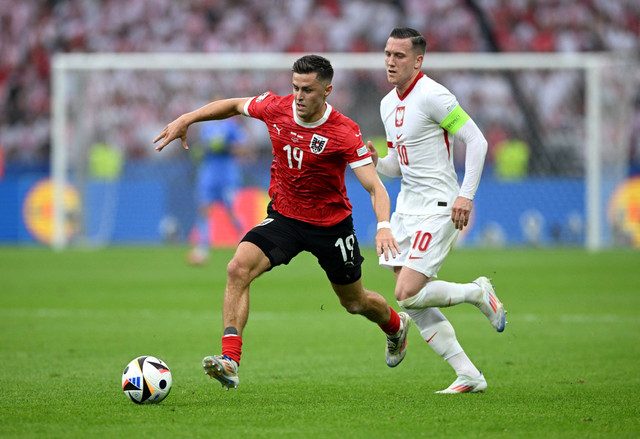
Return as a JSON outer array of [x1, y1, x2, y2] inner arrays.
[[377, 72, 486, 277]]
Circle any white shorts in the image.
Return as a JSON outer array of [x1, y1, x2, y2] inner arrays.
[[379, 212, 458, 279]]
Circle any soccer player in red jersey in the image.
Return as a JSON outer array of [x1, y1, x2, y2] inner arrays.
[[154, 55, 410, 389]]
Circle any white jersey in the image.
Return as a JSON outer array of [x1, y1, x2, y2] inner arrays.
[[378, 72, 484, 216]]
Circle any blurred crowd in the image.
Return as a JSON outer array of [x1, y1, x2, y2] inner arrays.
[[1, 0, 639, 172]]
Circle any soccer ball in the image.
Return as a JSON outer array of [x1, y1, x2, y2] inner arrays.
[[122, 356, 172, 404]]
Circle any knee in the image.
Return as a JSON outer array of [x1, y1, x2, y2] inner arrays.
[[395, 283, 414, 302], [340, 295, 367, 314], [395, 275, 431, 302], [226, 258, 251, 285]]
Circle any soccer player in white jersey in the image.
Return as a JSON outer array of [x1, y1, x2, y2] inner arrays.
[[367, 27, 507, 393]]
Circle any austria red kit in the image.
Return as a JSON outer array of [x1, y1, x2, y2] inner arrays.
[[243, 92, 372, 226]]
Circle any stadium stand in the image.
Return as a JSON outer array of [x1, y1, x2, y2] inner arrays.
[[1, 0, 638, 167]]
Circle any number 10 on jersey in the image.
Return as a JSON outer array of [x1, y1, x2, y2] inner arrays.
[[397, 144, 409, 165]]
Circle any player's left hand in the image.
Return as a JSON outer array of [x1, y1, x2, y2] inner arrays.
[[376, 227, 400, 261], [451, 196, 472, 230]]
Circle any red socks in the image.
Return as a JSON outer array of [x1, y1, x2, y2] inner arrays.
[[379, 306, 401, 335], [222, 335, 243, 365]]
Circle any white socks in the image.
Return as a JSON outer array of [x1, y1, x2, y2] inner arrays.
[[403, 307, 462, 359], [447, 351, 481, 378], [399, 280, 479, 309], [399, 285, 481, 378]]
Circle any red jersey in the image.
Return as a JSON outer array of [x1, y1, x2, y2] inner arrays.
[[243, 92, 372, 226]]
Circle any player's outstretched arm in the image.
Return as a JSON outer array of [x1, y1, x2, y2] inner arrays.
[[154, 97, 250, 152], [352, 163, 400, 261]]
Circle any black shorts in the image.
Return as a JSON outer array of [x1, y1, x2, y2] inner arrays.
[[241, 206, 364, 285]]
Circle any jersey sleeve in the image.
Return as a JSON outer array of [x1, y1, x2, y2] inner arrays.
[[376, 144, 401, 177], [242, 91, 274, 120], [349, 150, 373, 168], [424, 83, 469, 135], [377, 93, 402, 177], [455, 118, 488, 200], [344, 123, 372, 169]]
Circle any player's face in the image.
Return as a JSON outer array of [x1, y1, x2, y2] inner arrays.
[[292, 72, 332, 123], [384, 37, 423, 93]]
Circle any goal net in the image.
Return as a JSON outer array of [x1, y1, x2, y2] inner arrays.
[[50, 52, 639, 250]]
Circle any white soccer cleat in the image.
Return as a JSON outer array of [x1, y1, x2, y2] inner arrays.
[[436, 372, 487, 394], [187, 248, 209, 266], [473, 277, 506, 332], [385, 312, 411, 367], [203, 355, 239, 390]]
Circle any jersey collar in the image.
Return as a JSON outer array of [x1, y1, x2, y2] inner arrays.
[[396, 71, 424, 101], [292, 101, 333, 128]]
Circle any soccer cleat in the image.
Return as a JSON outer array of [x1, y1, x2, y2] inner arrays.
[[436, 372, 487, 394], [203, 355, 239, 390], [473, 277, 506, 332], [385, 312, 411, 367], [187, 248, 208, 266]]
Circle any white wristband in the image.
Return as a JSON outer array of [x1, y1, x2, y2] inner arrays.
[[377, 221, 391, 231]]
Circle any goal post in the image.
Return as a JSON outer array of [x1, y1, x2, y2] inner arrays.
[[50, 52, 638, 251]]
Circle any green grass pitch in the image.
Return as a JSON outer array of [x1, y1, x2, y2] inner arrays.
[[1, 246, 639, 438]]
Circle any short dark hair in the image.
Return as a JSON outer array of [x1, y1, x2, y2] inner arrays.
[[292, 55, 334, 84], [389, 27, 427, 54]]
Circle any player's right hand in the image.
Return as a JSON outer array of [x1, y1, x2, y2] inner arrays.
[[366, 140, 379, 166], [376, 227, 400, 261], [153, 116, 190, 152]]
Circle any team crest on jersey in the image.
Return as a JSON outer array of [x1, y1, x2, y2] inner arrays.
[[256, 92, 270, 103], [310, 134, 328, 154], [395, 107, 405, 127]]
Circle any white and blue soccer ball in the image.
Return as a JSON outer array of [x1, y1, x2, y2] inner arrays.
[[122, 356, 172, 404]]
